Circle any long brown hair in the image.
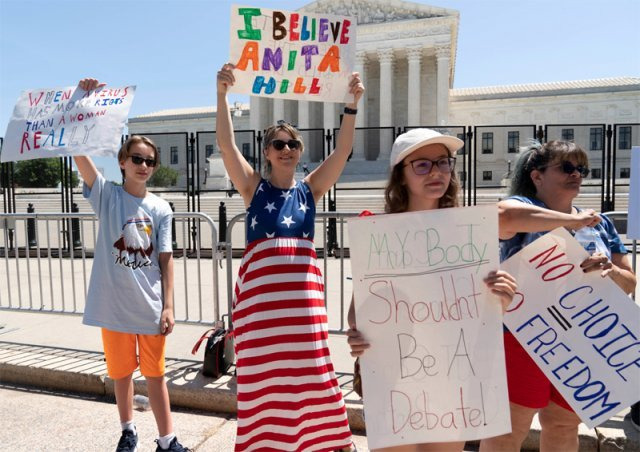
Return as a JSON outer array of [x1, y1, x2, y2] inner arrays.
[[384, 149, 460, 213]]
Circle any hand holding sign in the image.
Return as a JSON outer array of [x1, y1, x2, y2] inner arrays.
[[217, 63, 237, 95], [483, 270, 519, 312], [79, 78, 106, 92], [346, 71, 365, 107]]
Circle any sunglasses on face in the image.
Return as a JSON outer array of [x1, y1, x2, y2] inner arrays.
[[130, 155, 157, 167], [406, 157, 456, 175], [545, 161, 590, 178], [270, 139, 301, 151]]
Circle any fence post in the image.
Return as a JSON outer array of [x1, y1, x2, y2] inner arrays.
[[327, 198, 338, 257], [169, 202, 177, 250], [71, 202, 82, 249], [218, 202, 227, 245], [605, 124, 614, 212], [27, 203, 37, 248], [257, 131, 263, 173]]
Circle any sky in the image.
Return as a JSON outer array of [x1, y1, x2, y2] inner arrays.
[[1, 0, 639, 180]]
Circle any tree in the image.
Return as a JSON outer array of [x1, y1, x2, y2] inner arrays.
[[148, 166, 179, 187], [13, 158, 78, 188]]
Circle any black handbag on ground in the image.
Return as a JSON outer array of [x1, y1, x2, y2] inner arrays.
[[353, 357, 363, 397], [192, 321, 235, 379]]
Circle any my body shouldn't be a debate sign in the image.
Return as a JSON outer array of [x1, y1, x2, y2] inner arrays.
[[228, 4, 356, 103], [348, 206, 511, 449], [1, 85, 135, 163], [502, 227, 640, 428]]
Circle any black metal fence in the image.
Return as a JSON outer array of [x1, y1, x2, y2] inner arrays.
[[1, 122, 636, 216]]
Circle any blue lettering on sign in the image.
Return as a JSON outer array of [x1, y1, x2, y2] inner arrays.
[[516, 313, 622, 420], [252, 76, 276, 94]]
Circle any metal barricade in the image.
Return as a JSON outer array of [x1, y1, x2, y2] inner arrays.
[[0, 211, 222, 325]]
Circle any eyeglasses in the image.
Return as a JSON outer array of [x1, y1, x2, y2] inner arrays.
[[406, 157, 456, 175], [130, 155, 157, 167], [271, 139, 301, 151], [544, 161, 589, 178]]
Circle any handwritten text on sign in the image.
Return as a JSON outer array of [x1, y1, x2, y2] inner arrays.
[[1, 85, 135, 162], [502, 228, 640, 428], [348, 206, 510, 449], [228, 4, 356, 103]]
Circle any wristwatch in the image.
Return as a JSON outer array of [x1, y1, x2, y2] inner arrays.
[[343, 107, 358, 115]]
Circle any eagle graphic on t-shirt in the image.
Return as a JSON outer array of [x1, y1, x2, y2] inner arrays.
[[113, 217, 153, 268]]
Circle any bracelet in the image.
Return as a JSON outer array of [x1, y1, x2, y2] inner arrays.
[[343, 107, 358, 115]]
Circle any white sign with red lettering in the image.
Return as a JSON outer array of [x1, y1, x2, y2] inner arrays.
[[502, 227, 640, 428], [348, 206, 510, 449], [1, 85, 135, 162]]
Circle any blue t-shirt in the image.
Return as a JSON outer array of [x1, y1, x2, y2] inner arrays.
[[83, 174, 173, 335], [499, 195, 627, 262], [245, 179, 316, 243]]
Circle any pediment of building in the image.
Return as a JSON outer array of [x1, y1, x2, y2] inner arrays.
[[300, 0, 458, 25]]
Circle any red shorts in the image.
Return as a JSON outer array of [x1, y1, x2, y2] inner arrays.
[[504, 331, 573, 411], [101, 328, 166, 380]]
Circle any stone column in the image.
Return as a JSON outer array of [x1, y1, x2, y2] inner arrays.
[[249, 95, 262, 132], [352, 51, 368, 160], [297, 101, 309, 129], [323, 104, 335, 132], [407, 46, 423, 127], [378, 48, 394, 128], [435, 45, 450, 126], [297, 101, 310, 163], [377, 48, 395, 161], [273, 99, 285, 123], [322, 104, 335, 161]]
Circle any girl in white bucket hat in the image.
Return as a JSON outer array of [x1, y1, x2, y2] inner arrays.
[[347, 128, 518, 452]]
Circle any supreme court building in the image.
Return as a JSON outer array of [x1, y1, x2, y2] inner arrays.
[[128, 0, 640, 188]]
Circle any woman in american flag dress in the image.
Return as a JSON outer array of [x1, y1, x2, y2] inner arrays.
[[216, 63, 365, 452]]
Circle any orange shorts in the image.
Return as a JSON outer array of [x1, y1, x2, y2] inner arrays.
[[101, 328, 166, 379]]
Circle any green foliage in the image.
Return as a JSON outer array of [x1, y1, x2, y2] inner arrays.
[[13, 158, 78, 188], [148, 165, 179, 187]]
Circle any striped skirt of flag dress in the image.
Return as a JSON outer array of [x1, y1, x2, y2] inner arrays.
[[232, 237, 352, 452]]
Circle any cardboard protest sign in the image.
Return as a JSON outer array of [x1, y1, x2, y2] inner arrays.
[[502, 227, 640, 428], [628, 146, 639, 239], [228, 4, 356, 103], [1, 85, 135, 162], [348, 206, 510, 449]]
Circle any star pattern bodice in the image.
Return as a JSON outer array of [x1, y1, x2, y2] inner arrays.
[[245, 179, 316, 243]]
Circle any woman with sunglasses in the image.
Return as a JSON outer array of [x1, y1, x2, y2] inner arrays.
[[347, 128, 519, 452], [216, 63, 364, 452], [480, 140, 636, 452]]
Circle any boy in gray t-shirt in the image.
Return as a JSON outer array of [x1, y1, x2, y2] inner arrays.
[[75, 78, 189, 452]]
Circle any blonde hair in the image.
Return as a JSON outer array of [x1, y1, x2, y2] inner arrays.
[[262, 122, 305, 177]]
